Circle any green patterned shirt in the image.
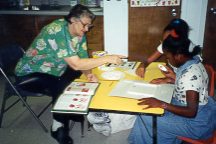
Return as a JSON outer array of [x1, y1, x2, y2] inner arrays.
[[15, 19, 89, 77]]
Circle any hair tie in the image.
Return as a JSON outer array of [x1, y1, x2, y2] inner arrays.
[[189, 42, 196, 52], [173, 19, 180, 24], [170, 30, 179, 38]]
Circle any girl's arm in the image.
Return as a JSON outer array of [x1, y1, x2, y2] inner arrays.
[[147, 51, 162, 64], [135, 63, 146, 78], [150, 77, 175, 84], [136, 51, 162, 78], [161, 65, 176, 80], [150, 65, 176, 84], [138, 90, 199, 118]]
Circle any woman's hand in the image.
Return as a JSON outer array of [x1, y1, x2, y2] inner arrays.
[[104, 55, 126, 65], [86, 73, 98, 82], [138, 97, 165, 109]]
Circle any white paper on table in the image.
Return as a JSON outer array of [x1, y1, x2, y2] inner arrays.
[[109, 80, 174, 103], [101, 71, 125, 80]]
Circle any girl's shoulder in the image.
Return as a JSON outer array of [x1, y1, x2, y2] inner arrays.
[[192, 63, 206, 73], [184, 63, 208, 79]]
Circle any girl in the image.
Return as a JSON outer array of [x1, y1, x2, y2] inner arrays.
[[128, 35, 216, 144], [136, 18, 190, 78]]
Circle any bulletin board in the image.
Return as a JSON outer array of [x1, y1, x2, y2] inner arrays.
[[131, 0, 180, 7]]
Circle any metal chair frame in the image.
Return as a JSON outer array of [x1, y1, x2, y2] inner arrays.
[[0, 44, 52, 132]]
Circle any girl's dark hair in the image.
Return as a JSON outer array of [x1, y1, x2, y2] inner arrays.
[[164, 18, 190, 39], [162, 35, 201, 58], [64, 4, 95, 24]]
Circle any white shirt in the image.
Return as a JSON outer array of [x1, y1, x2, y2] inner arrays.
[[173, 63, 209, 105], [157, 43, 163, 54]]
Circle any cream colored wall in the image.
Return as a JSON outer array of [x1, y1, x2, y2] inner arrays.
[[181, 0, 208, 47]]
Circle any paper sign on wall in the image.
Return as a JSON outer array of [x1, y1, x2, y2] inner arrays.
[[131, 0, 180, 7]]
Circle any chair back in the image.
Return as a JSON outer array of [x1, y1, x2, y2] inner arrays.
[[0, 43, 24, 74], [204, 64, 215, 97], [0, 44, 53, 132], [177, 64, 216, 143]]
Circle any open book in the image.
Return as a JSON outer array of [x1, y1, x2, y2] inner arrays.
[[107, 61, 137, 70], [109, 80, 174, 103], [52, 82, 99, 114], [64, 82, 99, 95]]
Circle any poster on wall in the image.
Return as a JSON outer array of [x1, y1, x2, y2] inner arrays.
[[131, 0, 180, 7]]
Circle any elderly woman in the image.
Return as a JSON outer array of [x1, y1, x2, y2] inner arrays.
[[15, 4, 124, 144]]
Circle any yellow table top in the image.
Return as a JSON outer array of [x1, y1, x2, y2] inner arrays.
[[78, 62, 166, 115]]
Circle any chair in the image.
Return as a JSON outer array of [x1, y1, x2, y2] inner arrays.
[[177, 64, 216, 144], [178, 132, 216, 144], [204, 64, 215, 97], [0, 43, 52, 132]]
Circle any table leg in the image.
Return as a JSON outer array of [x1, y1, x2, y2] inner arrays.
[[153, 115, 157, 144]]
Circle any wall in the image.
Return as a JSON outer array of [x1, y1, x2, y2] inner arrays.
[[30, 0, 100, 6], [181, 0, 208, 47], [0, 15, 104, 53], [29, 0, 69, 5], [104, 0, 208, 56], [103, 0, 128, 56], [30, 0, 208, 48], [103, 0, 208, 56], [5, 0, 208, 54]]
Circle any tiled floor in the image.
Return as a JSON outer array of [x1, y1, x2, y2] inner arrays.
[[0, 77, 130, 144]]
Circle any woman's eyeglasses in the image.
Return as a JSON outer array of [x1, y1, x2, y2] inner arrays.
[[78, 19, 94, 29]]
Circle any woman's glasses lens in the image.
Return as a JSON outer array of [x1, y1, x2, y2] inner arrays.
[[79, 19, 93, 29]]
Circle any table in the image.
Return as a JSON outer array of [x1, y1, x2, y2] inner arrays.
[[78, 62, 167, 144]]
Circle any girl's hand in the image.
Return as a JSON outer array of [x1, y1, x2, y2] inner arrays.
[[136, 67, 145, 78], [150, 77, 175, 84], [138, 97, 164, 109], [135, 61, 148, 78], [150, 78, 167, 84], [87, 73, 98, 82], [161, 65, 176, 80]]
